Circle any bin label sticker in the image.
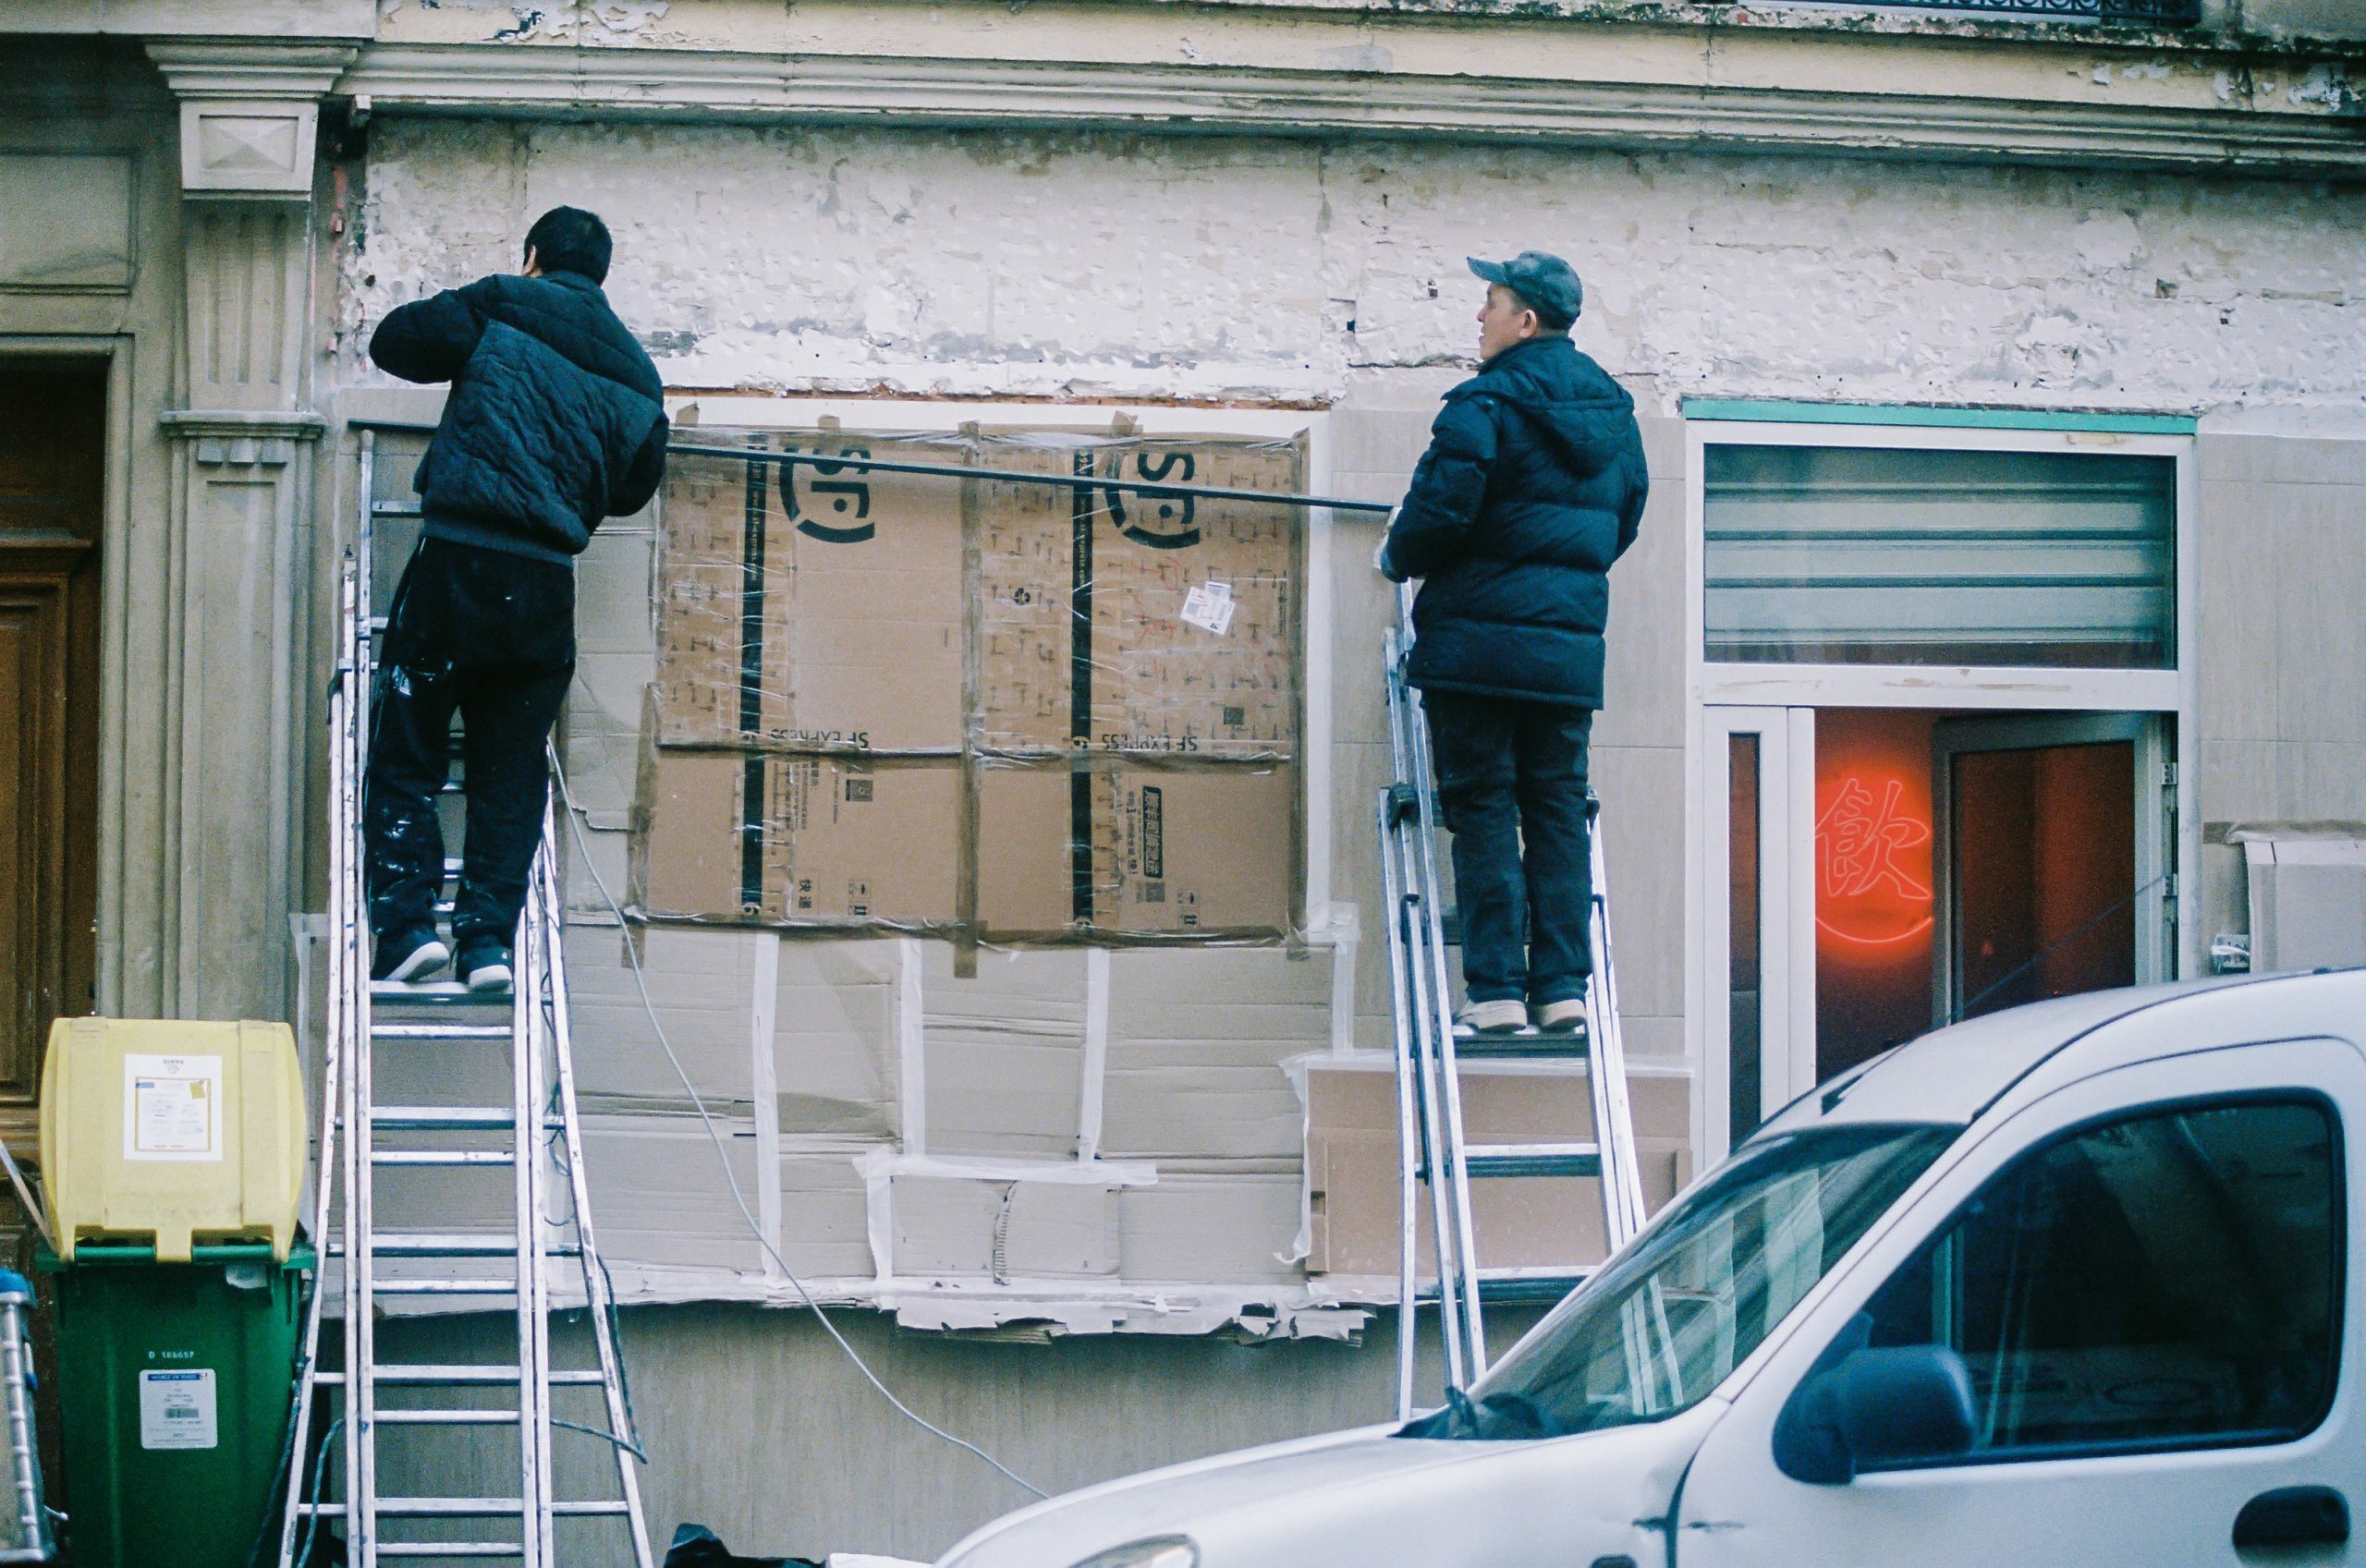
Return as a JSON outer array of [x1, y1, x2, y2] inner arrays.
[[138, 1369, 218, 1450], [123, 1053, 224, 1162]]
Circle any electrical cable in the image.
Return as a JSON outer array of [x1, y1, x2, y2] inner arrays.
[[548, 743, 1049, 1501]]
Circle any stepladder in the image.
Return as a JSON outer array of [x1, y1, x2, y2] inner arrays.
[[274, 428, 653, 1567], [1376, 580, 1650, 1420]]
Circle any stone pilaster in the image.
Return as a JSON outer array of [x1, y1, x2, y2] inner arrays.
[[146, 41, 352, 1018]]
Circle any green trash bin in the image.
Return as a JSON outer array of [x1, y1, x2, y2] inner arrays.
[[38, 1240, 311, 1568]]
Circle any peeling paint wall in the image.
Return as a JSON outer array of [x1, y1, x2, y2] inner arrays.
[[343, 118, 2366, 415]]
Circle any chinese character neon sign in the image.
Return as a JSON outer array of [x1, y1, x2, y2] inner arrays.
[[1815, 773, 1934, 948]]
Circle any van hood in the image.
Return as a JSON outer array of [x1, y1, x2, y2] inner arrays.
[[938, 1402, 1723, 1568]]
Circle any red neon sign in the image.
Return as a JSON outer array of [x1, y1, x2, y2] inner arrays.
[[1815, 773, 1933, 948]]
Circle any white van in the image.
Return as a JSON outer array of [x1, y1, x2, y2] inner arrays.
[[942, 971, 2362, 1568]]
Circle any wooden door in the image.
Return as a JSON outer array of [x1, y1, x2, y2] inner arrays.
[[0, 360, 103, 1151]]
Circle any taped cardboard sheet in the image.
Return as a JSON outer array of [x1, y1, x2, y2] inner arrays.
[[581, 1111, 770, 1274], [919, 945, 1087, 1158], [1301, 1061, 1693, 1282], [777, 1150, 878, 1278], [1100, 948, 1329, 1161], [1117, 1172, 1306, 1284], [772, 939, 900, 1139], [652, 432, 970, 754], [564, 926, 761, 1112], [630, 425, 1309, 944]]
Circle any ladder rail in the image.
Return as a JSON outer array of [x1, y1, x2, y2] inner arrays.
[[1382, 625, 1474, 1394], [277, 425, 652, 1568], [277, 555, 359, 1566], [1381, 575, 1647, 1416], [1375, 792, 1422, 1424], [532, 822, 658, 1568]]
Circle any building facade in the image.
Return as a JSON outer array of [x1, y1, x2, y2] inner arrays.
[[4, 0, 2365, 1558]]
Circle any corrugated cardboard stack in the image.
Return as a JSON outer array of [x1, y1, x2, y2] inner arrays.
[[630, 425, 1308, 942]]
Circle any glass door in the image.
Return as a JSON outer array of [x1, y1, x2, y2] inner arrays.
[[1932, 711, 2172, 1024]]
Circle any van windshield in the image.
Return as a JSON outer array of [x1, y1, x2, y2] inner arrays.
[[1407, 1124, 1956, 1441]]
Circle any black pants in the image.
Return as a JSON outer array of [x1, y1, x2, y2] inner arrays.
[[364, 539, 575, 949], [1424, 691, 1595, 1006]]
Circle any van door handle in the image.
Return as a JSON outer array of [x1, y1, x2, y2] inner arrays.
[[2234, 1487, 2349, 1550]]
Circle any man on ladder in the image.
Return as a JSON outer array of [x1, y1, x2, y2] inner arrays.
[[363, 205, 670, 989], [1379, 250, 1649, 1038]]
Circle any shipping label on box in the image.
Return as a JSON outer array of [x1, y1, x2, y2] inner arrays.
[[652, 432, 969, 753], [975, 432, 1304, 761], [633, 743, 961, 926]]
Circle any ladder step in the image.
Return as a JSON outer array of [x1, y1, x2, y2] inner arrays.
[[1449, 1029, 1592, 1060], [372, 981, 507, 1006], [319, 1366, 608, 1387], [372, 1022, 513, 1040], [374, 1408, 522, 1426], [1463, 1141, 1602, 1179], [330, 1234, 579, 1259], [366, 1107, 518, 1131], [371, 1278, 521, 1296], [371, 1149, 517, 1168], [298, 1499, 628, 1518], [376, 1545, 525, 1560]]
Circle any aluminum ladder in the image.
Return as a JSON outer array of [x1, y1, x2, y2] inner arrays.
[[1377, 580, 1649, 1420], [274, 430, 654, 1567]]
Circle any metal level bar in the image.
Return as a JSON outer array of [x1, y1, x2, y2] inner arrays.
[[343, 418, 1396, 515]]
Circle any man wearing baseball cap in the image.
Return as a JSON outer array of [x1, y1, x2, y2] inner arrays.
[[1379, 250, 1648, 1037]]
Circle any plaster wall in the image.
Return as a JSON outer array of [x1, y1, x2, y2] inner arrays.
[[342, 118, 2366, 416]]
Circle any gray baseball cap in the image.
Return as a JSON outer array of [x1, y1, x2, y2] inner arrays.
[[1468, 250, 1582, 329]]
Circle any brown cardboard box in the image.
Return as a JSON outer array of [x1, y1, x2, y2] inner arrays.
[[976, 432, 1304, 760], [632, 742, 961, 926], [973, 759, 1298, 938], [652, 432, 970, 753]]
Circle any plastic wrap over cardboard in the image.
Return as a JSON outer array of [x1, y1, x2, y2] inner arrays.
[[631, 424, 1309, 943]]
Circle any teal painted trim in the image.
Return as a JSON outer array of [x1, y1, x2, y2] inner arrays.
[[1682, 399, 2196, 436]]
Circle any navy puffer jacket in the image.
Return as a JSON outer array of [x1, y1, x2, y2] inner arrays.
[[371, 270, 668, 565], [1381, 334, 1648, 710]]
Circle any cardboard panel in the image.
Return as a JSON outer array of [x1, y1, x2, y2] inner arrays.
[[1301, 1064, 1691, 1280], [1101, 948, 1330, 1161], [566, 925, 761, 1110], [921, 946, 1086, 1158], [778, 1150, 878, 1278], [1117, 1173, 1304, 1283], [633, 742, 962, 927], [774, 939, 901, 1139], [653, 432, 970, 753], [976, 432, 1304, 760], [581, 1111, 768, 1273], [891, 1175, 1120, 1279]]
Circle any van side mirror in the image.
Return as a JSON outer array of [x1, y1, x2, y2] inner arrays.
[[1772, 1344, 1977, 1485]]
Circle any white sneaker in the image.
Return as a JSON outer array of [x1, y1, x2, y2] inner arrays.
[[1535, 998, 1590, 1035], [1455, 999, 1529, 1035]]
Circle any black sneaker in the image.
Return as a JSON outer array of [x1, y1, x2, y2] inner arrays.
[[372, 929, 450, 984], [457, 935, 513, 993]]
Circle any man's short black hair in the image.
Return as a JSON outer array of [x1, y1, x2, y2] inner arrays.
[[524, 206, 613, 284]]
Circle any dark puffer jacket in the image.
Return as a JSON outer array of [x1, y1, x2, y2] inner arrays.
[[1381, 334, 1648, 710], [371, 270, 669, 565]]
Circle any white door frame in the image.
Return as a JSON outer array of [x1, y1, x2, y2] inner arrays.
[[1695, 706, 1817, 1169], [1682, 415, 2201, 1175]]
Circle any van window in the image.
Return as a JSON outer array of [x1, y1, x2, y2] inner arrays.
[[1861, 1096, 2340, 1462], [1412, 1124, 1955, 1440]]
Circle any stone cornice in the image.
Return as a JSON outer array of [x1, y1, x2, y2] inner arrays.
[[337, 41, 2366, 176], [146, 39, 360, 99], [159, 408, 328, 439]]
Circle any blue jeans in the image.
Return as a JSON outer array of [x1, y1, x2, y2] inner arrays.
[[1424, 692, 1595, 1006]]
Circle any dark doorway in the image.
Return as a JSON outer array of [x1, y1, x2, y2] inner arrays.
[[1943, 724, 2138, 1020], [0, 359, 104, 1150]]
